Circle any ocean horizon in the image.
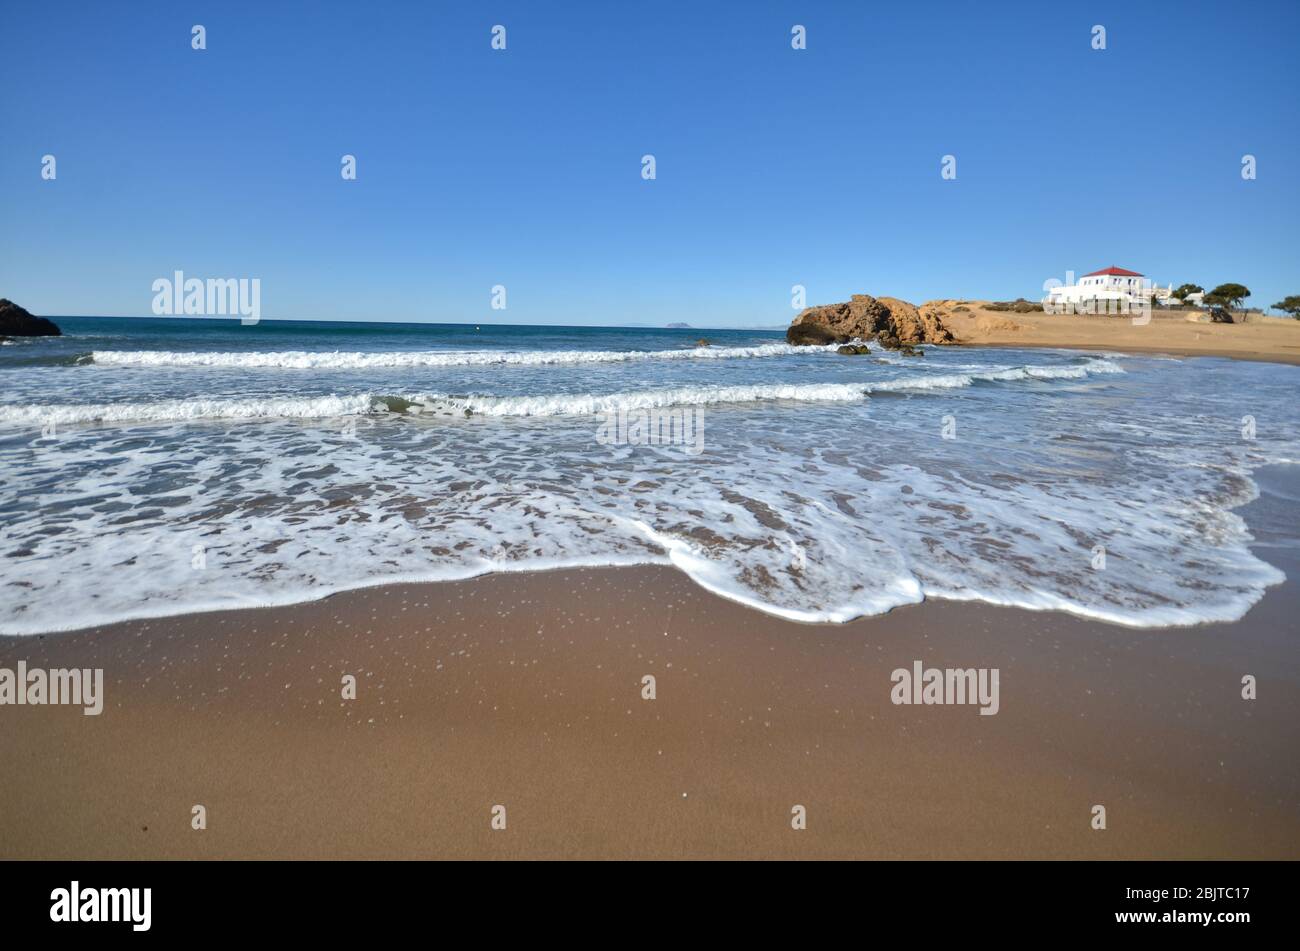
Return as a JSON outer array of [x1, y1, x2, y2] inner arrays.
[[5, 0, 1300, 887]]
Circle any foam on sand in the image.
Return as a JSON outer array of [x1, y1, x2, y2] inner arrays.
[[1, 344, 1293, 636]]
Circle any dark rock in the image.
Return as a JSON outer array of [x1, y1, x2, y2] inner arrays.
[[0, 300, 60, 336], [836, 344, 871, 355], [786, 321, 842, 346]]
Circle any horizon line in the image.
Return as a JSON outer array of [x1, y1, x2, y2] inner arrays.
[[40, 314, 791, 331]]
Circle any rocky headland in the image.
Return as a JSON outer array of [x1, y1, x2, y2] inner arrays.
[[787, 294, 954, 350], [0, 299, 61, 338]]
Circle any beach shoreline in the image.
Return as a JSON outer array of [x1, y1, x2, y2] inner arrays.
[[3, 467, 1296, 860], [954, 339, 1300, 367], [938, 305, 1300, 366]]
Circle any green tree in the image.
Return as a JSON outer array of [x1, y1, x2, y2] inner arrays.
[[1172, 283, 1203, 302], [1204, 283, 1251, 323], [1271, 295, 1300, 319]]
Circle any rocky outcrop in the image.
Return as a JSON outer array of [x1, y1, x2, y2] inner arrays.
[[913, 300, 959, 343], [786, 321, 842, 346], [787, 294, 953, 349], [0, 300, 60, 336]]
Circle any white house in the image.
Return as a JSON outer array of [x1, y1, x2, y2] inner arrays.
[[1045, 266, 1169, 310]]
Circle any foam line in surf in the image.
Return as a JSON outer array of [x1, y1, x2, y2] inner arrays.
[[88, 342, 841, 369], [0, 360, 1125, 426]]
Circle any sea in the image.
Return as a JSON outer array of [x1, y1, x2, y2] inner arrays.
[[1, 316, 1296, 635]]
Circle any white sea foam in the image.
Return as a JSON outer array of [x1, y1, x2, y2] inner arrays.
[[861, 358, 1123, 393], [89, 342, 838, 369], [1, 405, 1290, 636], [0, 394, 378, 426], [0, 359, 1126, 427], [0, 386, 865, 427], [1, 344, 1293, 637], [406, 382, 870, 417]]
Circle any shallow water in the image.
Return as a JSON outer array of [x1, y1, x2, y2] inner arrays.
[[1, 316, 1296, 634]]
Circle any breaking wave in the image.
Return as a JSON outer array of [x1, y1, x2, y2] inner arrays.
[[0, 359, 1124, 426], [89, 342, 839, 369]]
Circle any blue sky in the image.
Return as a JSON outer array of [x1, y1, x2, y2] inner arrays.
[[1, 0, 1297, 327]]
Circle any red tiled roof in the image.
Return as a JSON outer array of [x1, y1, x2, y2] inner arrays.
[[1083, 266, 1144, 277]]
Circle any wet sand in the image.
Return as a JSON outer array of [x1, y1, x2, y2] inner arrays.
[[2, 468, 1297, 860]]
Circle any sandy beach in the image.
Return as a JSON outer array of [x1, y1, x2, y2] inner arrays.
[[3, 464, 1295, 860], [5, 0, 1299, 909], [941, 304, 1300, 366]]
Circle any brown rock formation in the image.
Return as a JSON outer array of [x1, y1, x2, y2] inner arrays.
[[913, 300, 959, 344], [787, 294, 953, 349]]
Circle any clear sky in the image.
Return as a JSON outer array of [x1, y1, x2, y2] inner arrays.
[[1, 0, 1297, 327]]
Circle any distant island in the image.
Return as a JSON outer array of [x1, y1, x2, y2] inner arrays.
[[665, 322, 692, 329]]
